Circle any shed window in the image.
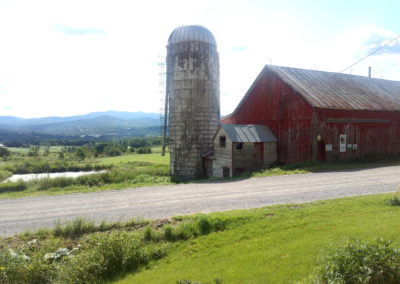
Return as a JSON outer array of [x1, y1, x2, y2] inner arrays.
[[236, 142, 243, 150], [219, 136, 226, 147]]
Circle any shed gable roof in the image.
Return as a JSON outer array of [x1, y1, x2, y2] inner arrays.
[[220, 124, 277, 142], [269, 65, 400, 111]]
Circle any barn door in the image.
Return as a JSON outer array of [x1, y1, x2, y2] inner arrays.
[[317, 141, 325, 161]]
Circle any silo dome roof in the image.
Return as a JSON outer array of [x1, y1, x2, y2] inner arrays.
[[168, 25, 217, 46]]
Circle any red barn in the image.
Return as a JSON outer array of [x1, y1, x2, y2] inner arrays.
[[222, 65, 400, 164]]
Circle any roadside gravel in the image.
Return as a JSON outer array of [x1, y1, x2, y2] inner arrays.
[[1, 165, 399, 237]]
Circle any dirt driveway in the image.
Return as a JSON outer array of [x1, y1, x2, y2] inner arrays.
[[1, 165, 399, 236]]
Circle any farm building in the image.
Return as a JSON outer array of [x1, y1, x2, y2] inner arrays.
[[220, 65, 400, 167], [206, 124, 277, 177]]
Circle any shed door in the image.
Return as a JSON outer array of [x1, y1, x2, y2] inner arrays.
[[255, 142, 264, 164], [223, 167, 230, 178]]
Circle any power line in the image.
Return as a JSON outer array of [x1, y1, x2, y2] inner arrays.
[[372, 62, 399, 76], [339, 33, 400, 73]]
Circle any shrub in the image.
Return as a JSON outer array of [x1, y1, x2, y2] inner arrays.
[[196, 216, 226, 235], [314, 238, 400, 283], [60, 232, 169, 283], [164, 225, 174, 241], [0, 181, 27, 193], [386, 185, 400, 206], [143, 227, 153, 242], [0, 248, 56, 284], [0, 146, 11, 158], [38, 177, 75, 190], [0, 170, 12, 182], [387, 196, 400, 206], [136, 147, 152, 154], [197, 216, 212, 235], [103, 145, 123, 157]]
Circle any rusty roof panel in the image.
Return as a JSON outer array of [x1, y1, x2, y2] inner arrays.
[[268, 66, 400, 111]]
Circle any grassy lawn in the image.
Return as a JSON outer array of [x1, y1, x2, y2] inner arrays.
[[97, 151, 169, 166], [115, 193, 400, 284]]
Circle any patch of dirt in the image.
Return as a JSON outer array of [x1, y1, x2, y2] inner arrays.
[[153, 218, 172, 228]]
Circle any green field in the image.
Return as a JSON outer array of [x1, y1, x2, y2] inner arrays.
[[98, 151, 169, 166], [0, 146, 171, 199], [116, 193, 400, 283]]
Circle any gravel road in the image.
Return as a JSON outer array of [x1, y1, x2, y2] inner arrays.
[[1, 165, 399, 237]]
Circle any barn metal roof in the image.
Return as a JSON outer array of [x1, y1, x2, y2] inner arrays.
[[168, 25, 217, 46], [221, 124, 277, 143], [268, 65, 400, 111]]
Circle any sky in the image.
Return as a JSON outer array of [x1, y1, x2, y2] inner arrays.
[[1, 0, 400, 118]]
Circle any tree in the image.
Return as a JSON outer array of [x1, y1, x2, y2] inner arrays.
[[75, 148, 86, 161], [0, 147, 11, 158], [28, 146, 40, 157]]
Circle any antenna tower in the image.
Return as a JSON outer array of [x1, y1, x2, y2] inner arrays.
[[158, 55, 168, 156]]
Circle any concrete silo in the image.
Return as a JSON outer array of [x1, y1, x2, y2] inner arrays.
[[166, 25, 220, 179]]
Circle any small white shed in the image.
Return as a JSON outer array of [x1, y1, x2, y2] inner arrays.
[[209, 124, 277, 178]]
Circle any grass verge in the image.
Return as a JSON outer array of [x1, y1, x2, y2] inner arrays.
[[1, 193, 400, 283], [115, 193, 400, 284]]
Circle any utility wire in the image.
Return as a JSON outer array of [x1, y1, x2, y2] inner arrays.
[[372, 62, 399, 76], [339, 33, 400, 73]]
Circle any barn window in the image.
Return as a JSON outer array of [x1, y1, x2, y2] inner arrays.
[[236, 142, 243, 150], [219, 136, 226, 147]]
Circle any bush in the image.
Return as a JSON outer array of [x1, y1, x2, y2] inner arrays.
[[61, 232, 169, 283], [314, 238, 400, 283], [0, 146, 11, 158], [0, 170, 12, 182], [386, 196, 400, 206], [0, 181, 27, 193], [38, 177, 75, 190], [136, 147, 152, 154], [143, 227, 154, 242], [103, 145, 123, 157], [386, 186, 400, 206], [197, 216, 212, 235], [0, 248, 56, 284], [164, 225, 174, 241]]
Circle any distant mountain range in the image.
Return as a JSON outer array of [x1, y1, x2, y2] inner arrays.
[[0, 111, 161, 139]]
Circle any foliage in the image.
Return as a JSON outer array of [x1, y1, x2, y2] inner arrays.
[[0, 181, 27, 193], [0, 214, 227, 284], [0, 229, 168, 284], [5, 161, 110, 174], [136, 147, 152, 154], [27, 146, 40, 157], [0, 147, 11, 158], [62, 232, 168, 283], [54, 218, 97, 239], [314, 238, 400, 283], [0, 170, 12, 182], [386, 184, 400, 206]]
